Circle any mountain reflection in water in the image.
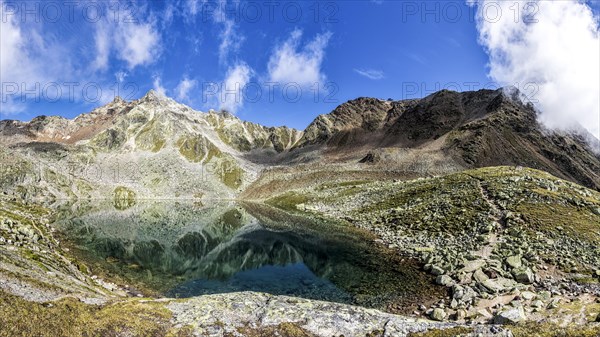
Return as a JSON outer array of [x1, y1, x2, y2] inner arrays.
[[51, 201, 432, 310]]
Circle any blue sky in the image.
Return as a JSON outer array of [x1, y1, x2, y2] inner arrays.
[[1, 0, 599, 132]]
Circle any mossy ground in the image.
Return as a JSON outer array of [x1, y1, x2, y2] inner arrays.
[[510, 322, 600, 337], [0, 290, 190, 337], [228, 322, 317, 337], [407, 327, 473, 337]]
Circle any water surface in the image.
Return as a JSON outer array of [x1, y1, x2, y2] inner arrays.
[[51, 200, 437, 311]]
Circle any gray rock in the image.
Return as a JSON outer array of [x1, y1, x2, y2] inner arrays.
[[506, 255, 522, 269], [512, 267, 534, 284], [521, 291, 535, 300], [473, 269, 489, 283], [537, 291, 551, 301], [482, 277, 516, 294], [436, 275, 454, 286], [430, 308, 446, 321], [493, 306, 526, 324], [431, 265, 445, 276], [531, 300, 544, 308], [459, 259, 486, 273]]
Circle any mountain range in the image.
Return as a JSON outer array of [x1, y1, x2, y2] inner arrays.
[[1, 88, 599, 202]]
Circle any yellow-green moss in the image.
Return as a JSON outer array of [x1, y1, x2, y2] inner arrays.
[[0, 291, 176, 337], [510, 322, 600, 337], [408, 327, 473, 337]]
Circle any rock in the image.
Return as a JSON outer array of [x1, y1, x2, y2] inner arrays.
[[512, 267, 535, 284], [430, 308, 446, 321], [531, 300, 544, 308], [482, 277, 516, 294], [493, 306, 526, 324], [473, 269, 489, 283], [548, 298, 561, 309], [461, 286, 478, 303], [458, 272, 473, 284], [431, 265, 445, 276], [456, 309, 467, 321], [521, 291, 536, 300], [596, 314, 600, 322], [436, 275, 454, 286], [506, 255, 522, 269], [452, 285, 465, 299], [459, 259, 486, 273], [537, 291, 551, 301]]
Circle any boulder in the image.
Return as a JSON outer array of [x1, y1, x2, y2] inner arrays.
[[481, 277, 517, 294], [430, 308, 446, 321], [512, 267, 535, 284], [521, 291, 535, 300], [493, 306, 526, 324], [431, 265, 445, 276], [459, 259, 485, 273], [473, 269, 489, 283], [436, 275, 454, 286], [506, 255, 522, 269]]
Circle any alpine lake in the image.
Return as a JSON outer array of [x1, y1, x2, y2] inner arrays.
[[50, 199, 441, 314]]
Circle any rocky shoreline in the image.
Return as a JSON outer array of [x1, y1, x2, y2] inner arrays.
[[280, 166, 600, 330], [2, 166, 600, 336]]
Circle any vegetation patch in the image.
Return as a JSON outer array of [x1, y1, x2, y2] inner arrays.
[[0, 290, 178, 337]]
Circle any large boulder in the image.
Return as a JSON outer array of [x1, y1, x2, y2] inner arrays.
[[512, 267, 535, 284], [493, 306, 526, 324]]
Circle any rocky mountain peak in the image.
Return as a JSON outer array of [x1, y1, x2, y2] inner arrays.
[[139, 89, 171, 104]]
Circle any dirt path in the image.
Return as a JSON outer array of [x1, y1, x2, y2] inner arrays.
[[472, 178, 504, 260]]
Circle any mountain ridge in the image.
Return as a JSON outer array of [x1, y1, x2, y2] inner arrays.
[[1, 87, 599, 202]]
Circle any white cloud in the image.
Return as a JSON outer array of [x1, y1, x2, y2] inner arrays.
[[212, 1, 244, 62], [0, 5, 65, 114], [92, 24, 111, 71], [153, 76, 167, 97], [354, 68, 385, 80], [219, 63, 252, 113], [469, 0, 600, 139], [115, 71, 128, 83], [267, 29, 332, 87], [114, 22, 161, 69], [92, 7, 161, 71], [175, 77, 198, 102], [185, 0, 203, 17]]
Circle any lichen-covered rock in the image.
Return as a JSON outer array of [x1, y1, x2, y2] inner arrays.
[[167, 292, 455, 337]]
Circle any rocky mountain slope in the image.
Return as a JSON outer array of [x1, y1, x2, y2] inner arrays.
[[267, 166, 600, 327], [0, 90, 302, 201], [287, 89, 600, 190], [1, 88, 598, 202]]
